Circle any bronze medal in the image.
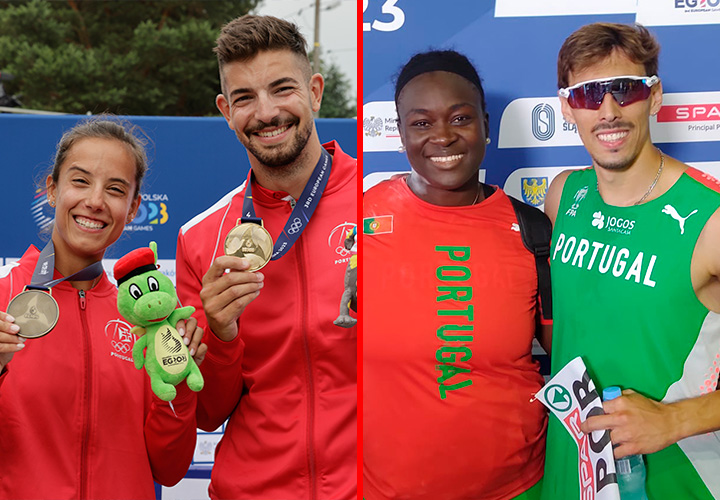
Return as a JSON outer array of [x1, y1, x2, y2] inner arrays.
[[8, 287, 60, 339], [224, 221, 274, 271]]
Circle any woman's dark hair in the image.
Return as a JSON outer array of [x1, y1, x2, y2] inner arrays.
[[394, 49, 487, 113]]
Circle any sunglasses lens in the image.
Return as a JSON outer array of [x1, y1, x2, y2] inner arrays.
[[567, 83, 604, 110], [566, 78, 651, 110], [567, 90, 592, 110], [612, 79, 651, 106]]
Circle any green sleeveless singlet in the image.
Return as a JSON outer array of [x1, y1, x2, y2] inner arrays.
[[541, 167, 720, 500]]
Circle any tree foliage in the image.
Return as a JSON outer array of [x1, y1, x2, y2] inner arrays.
[[0, 0, 356, 118], [312, 51, 356, 119], [0, 0, 261, 115]]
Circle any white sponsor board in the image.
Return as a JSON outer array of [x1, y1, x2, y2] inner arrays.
[[363, 170, 487, 192], [652, 92, 720, 143], [495, 0, 635, 17], [363, 101, 401, 152], [536, 357, 621, 500], [498, 98, 582, 148], [499, 92, 720, 149], [637, 0, 720, 26], [504, 166, 585, 211]]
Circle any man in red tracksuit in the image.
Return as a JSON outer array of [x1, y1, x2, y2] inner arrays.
[[176, 15, 357, 500]]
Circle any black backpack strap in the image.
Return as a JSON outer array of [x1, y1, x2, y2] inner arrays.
[[508, 196, 552, 321]]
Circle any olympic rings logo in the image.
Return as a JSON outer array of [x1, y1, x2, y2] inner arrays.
[[287, 218, 303, 234]]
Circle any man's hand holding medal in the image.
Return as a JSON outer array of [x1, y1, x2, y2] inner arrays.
[[200, 255, 265, 343]]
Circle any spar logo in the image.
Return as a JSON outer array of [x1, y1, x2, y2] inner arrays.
[[531, 103, 555, 141], [537, 359, 618, 500], [657, 103, 720, 123], [544, 384, 572, 412], [591, 210, 635, 235]]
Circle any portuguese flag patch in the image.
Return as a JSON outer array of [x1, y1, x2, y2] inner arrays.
[[363, 215, 393, 235]]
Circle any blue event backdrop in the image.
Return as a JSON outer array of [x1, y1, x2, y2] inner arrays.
[[0, 114, 355, 498], [0, 114, 356, 265], [362, 1, 720, 197]]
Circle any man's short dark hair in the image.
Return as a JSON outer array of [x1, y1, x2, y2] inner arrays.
[[557, 22, 660, 89], [215, 15, 310, 71]]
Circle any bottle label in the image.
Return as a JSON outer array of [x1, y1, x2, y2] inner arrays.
[[617, 459, 631, 474]]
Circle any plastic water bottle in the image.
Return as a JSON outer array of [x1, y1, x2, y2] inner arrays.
[[602, 386, 649, 500]]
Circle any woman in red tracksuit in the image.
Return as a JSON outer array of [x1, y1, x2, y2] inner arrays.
[[0, 117, 204, 499]]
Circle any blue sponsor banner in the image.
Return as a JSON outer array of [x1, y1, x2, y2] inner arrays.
[[362, 0, 720, 195], [0, 114, 356, 261]]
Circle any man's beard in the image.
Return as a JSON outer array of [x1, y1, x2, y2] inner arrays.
[[593, 155, 635, 171], [592, 148, 642, 172], [241, 116, 313, 170], [591, 122, 638, 172]]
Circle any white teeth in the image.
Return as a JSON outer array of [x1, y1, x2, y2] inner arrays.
[[598, 132, 628, 142], [75, 216, 104, 230], [257, 126, 289, 138], [430, 154, 464, 163]]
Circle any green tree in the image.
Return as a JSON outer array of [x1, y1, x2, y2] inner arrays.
[[0, 0, 260, 115], [315, 56, 356, 119]]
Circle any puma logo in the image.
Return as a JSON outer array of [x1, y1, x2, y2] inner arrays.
[[662, 204, 697, 235]]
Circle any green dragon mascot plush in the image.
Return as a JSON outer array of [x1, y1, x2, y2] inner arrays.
[[114, 242, 203, 401]]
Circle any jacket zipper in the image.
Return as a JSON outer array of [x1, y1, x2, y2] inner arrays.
[[78, 290, 92, 500], [297, 234, 317, 499]]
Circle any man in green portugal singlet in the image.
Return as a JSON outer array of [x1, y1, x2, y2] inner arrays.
[[541, 22, 720, 500]]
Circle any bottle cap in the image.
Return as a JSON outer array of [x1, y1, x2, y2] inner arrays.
[[603, 386, 622, 401]]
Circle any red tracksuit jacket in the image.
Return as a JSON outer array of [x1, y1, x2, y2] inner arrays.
[[176, 141, 358, 500], [0, 246, 198, 499]]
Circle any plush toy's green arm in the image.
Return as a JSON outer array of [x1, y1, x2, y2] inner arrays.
[[132, 335, 148, 369], [167, 306, 196, 327]]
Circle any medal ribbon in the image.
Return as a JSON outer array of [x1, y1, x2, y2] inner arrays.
[[29, 240, 104, 291], [241, 147, 332, 261]]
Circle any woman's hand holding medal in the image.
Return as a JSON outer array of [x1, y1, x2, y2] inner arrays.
[[200, 255, 265, 342], [0, 311, 25, 373]]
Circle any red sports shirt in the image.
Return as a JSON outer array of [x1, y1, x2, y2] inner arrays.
[[363, 176, 546, 500]]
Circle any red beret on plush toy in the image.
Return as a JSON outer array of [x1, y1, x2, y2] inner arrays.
[[114, 247, 157, 286]]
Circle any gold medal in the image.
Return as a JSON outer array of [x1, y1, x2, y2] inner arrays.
[[8, 287, 60, 339], [224, 220, 274, 271]]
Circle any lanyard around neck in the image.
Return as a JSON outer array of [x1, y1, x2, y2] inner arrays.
[[30, 240, 104, 290], [240, 147, 332, 261]]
